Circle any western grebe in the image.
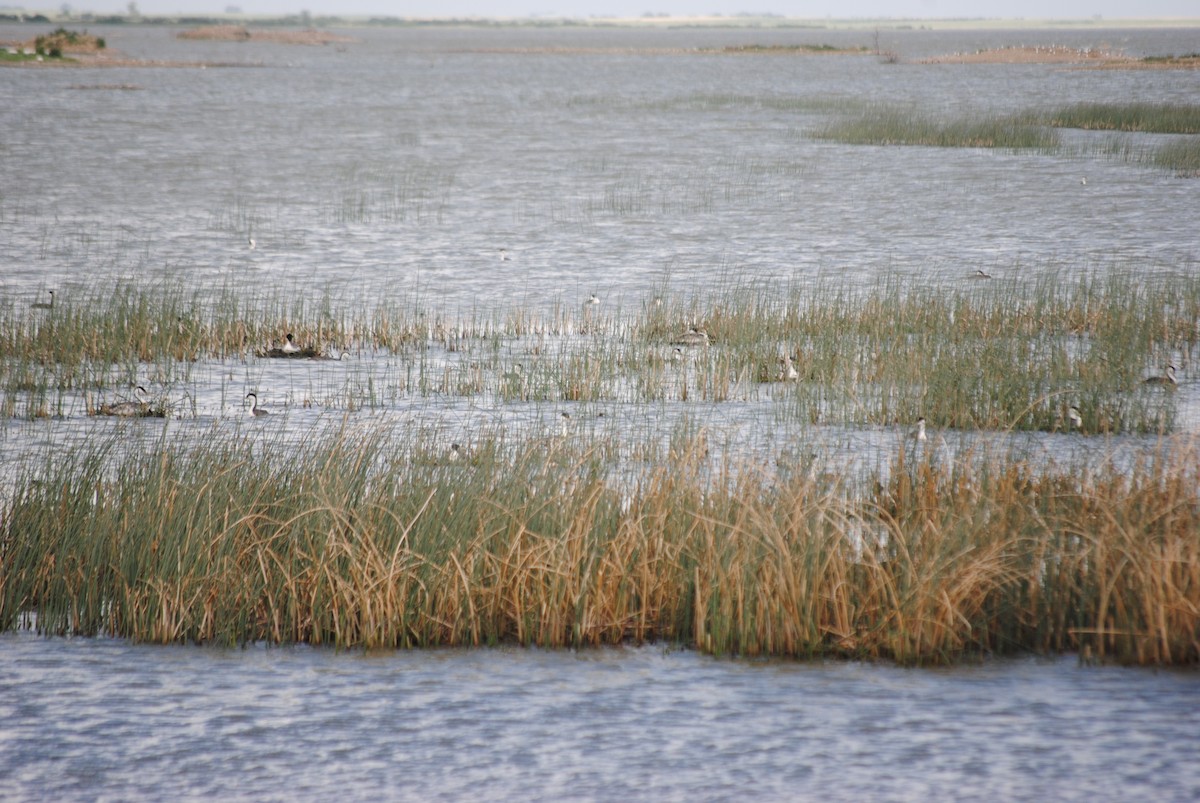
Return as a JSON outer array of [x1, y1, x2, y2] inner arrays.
[[31, 290, 55, 309], [98, 386, 151, 417], [248, 236, 256, 250], [973, 269, 992, 280], [779, 355, 798, 381], [1144, 364, 1178, 386], [586, 294, 601, 306], [499, 248, 510, 261], [245, 392, 269, 416], [1068, 406, 1083, 429], [262, 334, 318, 359], [909, 417, 927, 442]]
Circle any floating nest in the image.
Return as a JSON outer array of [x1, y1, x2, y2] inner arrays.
[[92, 402, 168, 418], [260, 346, 322, 359]]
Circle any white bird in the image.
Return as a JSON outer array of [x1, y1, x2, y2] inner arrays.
[[1144, 364, 1178, 386], [671, 347, 683, 363], [779, 355, 798, 381], [98, 386, 151, 417], [281, 333, 301, 354], [248, 236, 256, 250], [560, 411, 572, 436], [31, 290, 55, 309], [973, 269, 992, 280], [909, 417, 927, 442], [1080, 177, 1087, 186], [586, 294, 601, 306], [1068, 406, 1083, 429], [245, 392, 270, 416], [498, 248, 511, 261]]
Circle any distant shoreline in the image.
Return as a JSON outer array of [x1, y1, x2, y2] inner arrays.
[[1, 12, 1198, 31]]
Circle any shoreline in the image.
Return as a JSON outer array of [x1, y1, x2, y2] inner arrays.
[[1, 13, 1199, 31]]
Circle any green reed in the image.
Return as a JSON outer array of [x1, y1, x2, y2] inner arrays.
[[634, 272, 1196, 432], [3, 425, 1197, 665], [815, 109, 1060, 150], [2, 272, 1195, 431], [1035, 102, 1200, 134], [1150, 137, 1200, 176]]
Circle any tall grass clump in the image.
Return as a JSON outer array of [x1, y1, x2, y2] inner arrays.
[[637, 272, 1196, 433], [1037, 102, 1200, 134], [815, 109, 1060, 150], [1149, 137, 1200, 176], [3, 426, 1198, 665]]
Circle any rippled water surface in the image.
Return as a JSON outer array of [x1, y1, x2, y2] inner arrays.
[[3, 24, 1198, 303], [2, 23, 1200, 800], [2, 632, 1199, 802]]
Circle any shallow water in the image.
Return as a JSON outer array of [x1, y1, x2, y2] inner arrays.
[[1, 631, 1198, 802], [2, 24, 1198, 304]]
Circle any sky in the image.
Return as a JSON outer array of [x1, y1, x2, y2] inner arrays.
[[41, 1, 1200, 18]]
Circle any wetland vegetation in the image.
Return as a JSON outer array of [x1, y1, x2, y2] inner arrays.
[[0, 272, 1195, 432], [1, 273, 1196, 432], [815, 101, 1200, 176], [1, 22, 1197, 670], [2, 276, 1198, 665], [3, 417, 1197, 666]]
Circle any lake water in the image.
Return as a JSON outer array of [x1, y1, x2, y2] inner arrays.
[[2, 631, 1199, 802], [1, 22, 1199, 800]]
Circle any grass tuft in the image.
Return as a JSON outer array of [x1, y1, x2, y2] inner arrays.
[[3, 427, 1198, 665]]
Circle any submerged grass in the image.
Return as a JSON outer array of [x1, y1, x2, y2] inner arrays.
[[2, 426, 1197, 665], [1, 271, 1196, 432]]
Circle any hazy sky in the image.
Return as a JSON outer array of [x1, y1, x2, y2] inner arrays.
[[64, 1, 1200, 19]]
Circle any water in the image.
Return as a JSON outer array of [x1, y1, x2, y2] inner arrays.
[[1, 631, 1198, 802], [2, 24, 1197, 304], [2, 23, 1199, 798]]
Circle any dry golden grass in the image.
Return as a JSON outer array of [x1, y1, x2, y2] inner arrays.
[[4, 429, 1198, 666]]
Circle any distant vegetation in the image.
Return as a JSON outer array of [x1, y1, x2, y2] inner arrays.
[[715, 43, 869, 54], [1, 26, 104, 61], [1033, 102, 1200, 134], [814, 103, 1200, 177], [34, 27, 105, 56], [176, 25, 354, 45], [815, 109, 1060, 150]]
